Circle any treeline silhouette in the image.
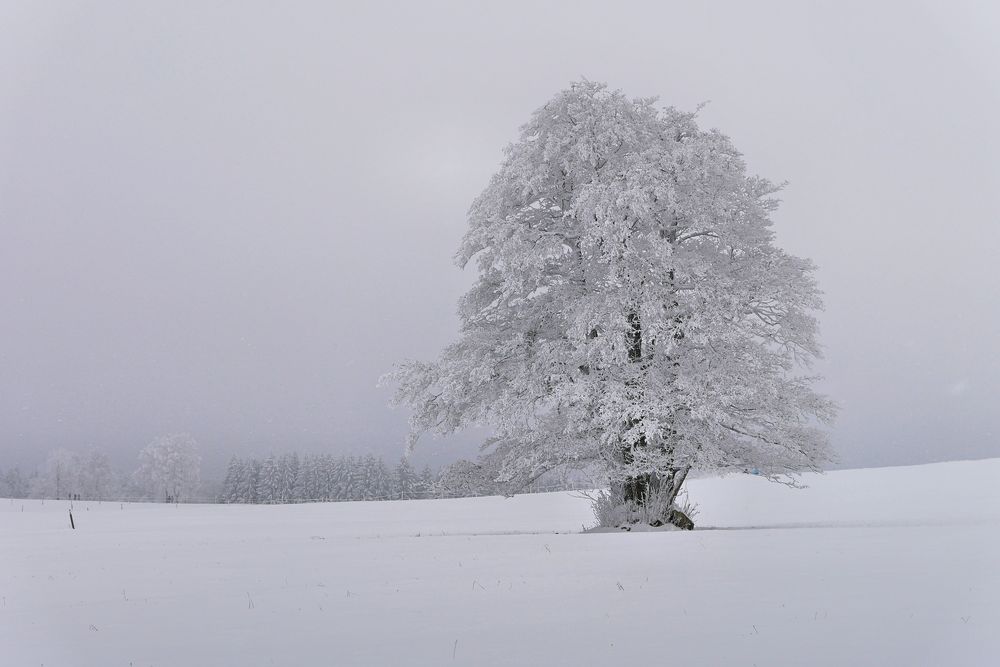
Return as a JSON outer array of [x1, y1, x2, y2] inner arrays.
[[220, 453, 436, 503]]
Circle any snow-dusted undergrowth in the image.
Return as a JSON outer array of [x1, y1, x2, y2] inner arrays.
[[2, 459, 998, 666]]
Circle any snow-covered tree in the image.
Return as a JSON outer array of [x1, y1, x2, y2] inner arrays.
[[346, 456, 365, 501], [25, 448, 120, 501], [244, 457, 262, 503], [388, 81, 835, 528], [259, 455, 280, 504], [1, 467, 30, 498], [394, 457, 416, 500], [317, 454, 336, 501], [435, 460, 499, 498], [133, 433, 202, 503], [361, 455, 391, 500], [332, 455, 349, 500], [417, 465, 435, 499], [32, 449, 80, 499], [221, 456, 244, 503], [79, 449, 115, 500], [293, 454, 319, 501], [278, 453, 300, 502]]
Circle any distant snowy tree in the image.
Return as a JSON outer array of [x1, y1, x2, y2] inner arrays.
[[338, 456, 354, 500], [417, 466, 435, 499], [328, 456, 348, 500], [293, 455, 319, 501], [317, 454, 336, 501], [27, 449, 121, 500], [394, 457, 416, 499], [410, 465, 435, 499], [79, 450, 115, 500], [259, 455, 280, 504], [244, 457, 262, 503], [388, 81, 835, 528], [435, 460, 499, 498], [370, 456, 393, 500], [356, 456, 372, 500], [278, 453, 299, 502], [32, 449, 80, 499], [221, 456, 244, 503], [0, 467, 29, 498], [347, 456, 366, 501], [133, 433, 202, 503]]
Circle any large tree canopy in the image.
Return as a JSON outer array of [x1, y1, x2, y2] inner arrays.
[[389, 81, 834, 513]]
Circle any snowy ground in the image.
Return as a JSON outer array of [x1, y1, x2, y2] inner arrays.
[[2, 459, 998, 666]]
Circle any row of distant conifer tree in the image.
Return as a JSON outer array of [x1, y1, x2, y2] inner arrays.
[[220, 453, 437, 503]]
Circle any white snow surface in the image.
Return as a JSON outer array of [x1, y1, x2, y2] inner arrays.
[[2, 459, 998, 666]]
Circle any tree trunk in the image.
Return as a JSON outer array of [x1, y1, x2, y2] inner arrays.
[[620, 218, 693, 529], [623, 310, 648, 504]]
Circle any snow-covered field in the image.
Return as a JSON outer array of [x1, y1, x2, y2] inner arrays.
[[2, 460, 998, 666]]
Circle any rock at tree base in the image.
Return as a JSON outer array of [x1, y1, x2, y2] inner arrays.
[[607, 508, 696, 532], [650, 508, 695, 531]]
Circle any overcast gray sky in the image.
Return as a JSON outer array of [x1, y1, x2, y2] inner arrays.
[[1, 1, 998, 475]]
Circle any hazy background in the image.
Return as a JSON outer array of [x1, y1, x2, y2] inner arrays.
[[2, 1, 998, 476]]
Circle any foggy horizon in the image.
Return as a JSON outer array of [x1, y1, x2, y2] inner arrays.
[[2, 1, 998, 477]]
